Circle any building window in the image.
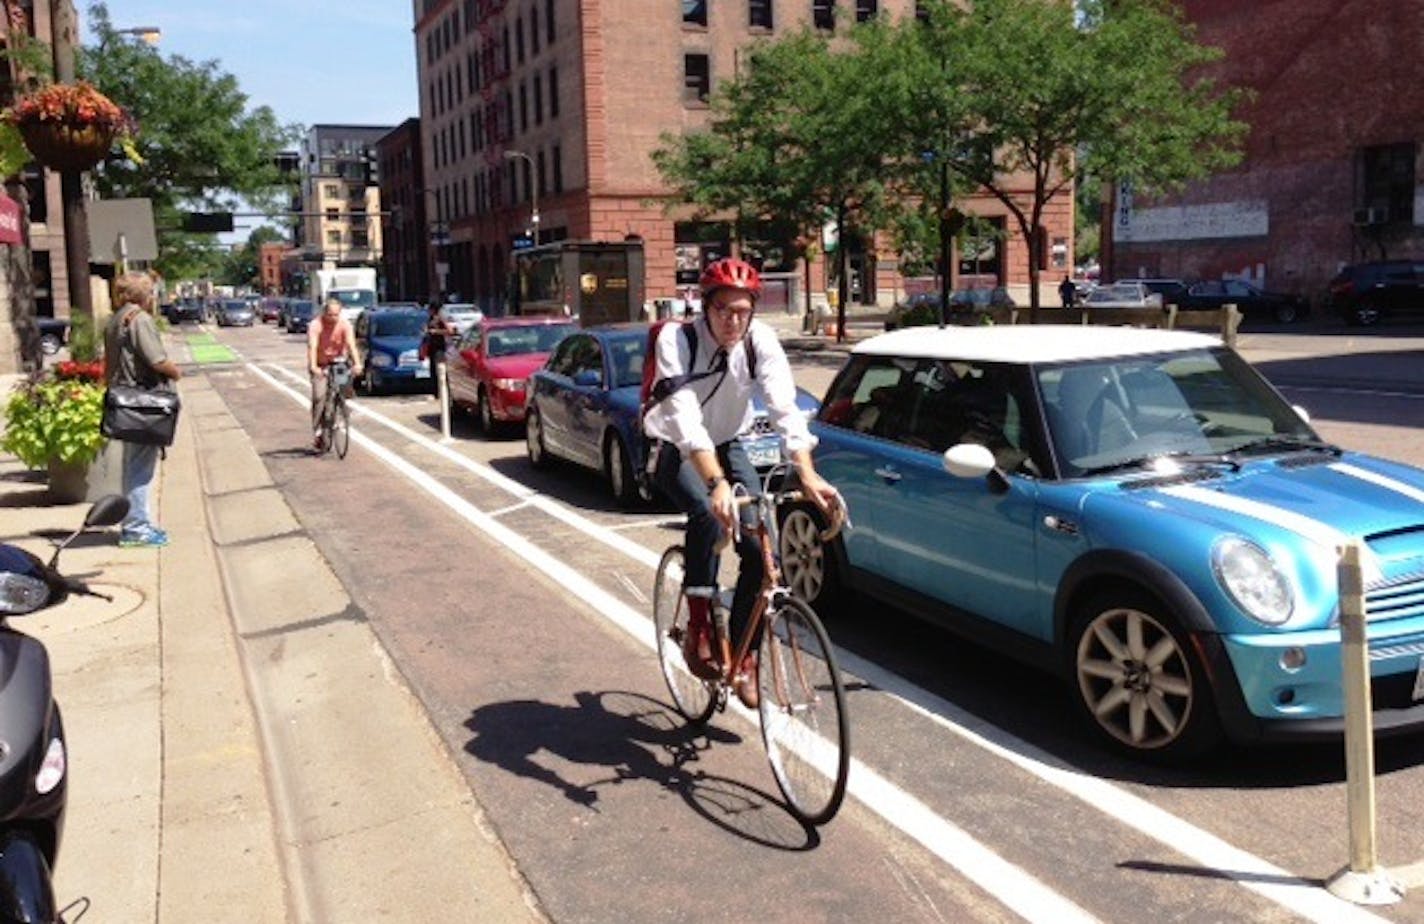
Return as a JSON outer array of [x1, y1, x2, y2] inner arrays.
[[855, 0, 876, 22], [326, 207, 340, 220], [516, 16, 525, 64], [549, 65, 560, 117], [324, 183, 342, 199], [684, 53, 710, 105], [1360, 142, 1416, 224], [749, 0, 772, 30], [326, 229, 341, 246], [537, 150, 547, 196], [553, 144, 563, 193], [684, 0, 707, 27], [531, 7, 540, 54], [522, 159, 533, 203], [533, 73, 544, 124], [519, 82, 529, 133], [547, 0, 556, 42], [813, 0, 834, 29], [352, 229, 369, 248]]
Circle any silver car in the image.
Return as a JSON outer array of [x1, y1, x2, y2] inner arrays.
[[1083, 282, 1162, 310]]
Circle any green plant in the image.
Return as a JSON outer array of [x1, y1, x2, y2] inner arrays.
[[0, 363, 107, 468], [67, 311, 101, 361]]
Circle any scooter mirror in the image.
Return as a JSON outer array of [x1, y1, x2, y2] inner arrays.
[[84, 495, 130, 528]]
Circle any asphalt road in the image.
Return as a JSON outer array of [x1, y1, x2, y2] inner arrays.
[[192, 318, 1424, 923]]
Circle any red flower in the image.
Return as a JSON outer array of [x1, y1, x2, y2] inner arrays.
[[54, 360, 104, 383], [3, 82, 135, 135]]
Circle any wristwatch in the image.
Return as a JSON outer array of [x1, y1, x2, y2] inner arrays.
[[706, 475, 728, 491]]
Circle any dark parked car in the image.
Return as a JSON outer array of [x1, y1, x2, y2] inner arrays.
[[1327, 260, 1424, 326], [36, 317, 68, 355], [258, 297, 284, 324], [165, 298, 204, 325], [354, 307, 430, 393], [1181, 279, 1306, 323], [285, 300, 317, 334], [216, 299, 256, 327], [524, 324, 820, 506]]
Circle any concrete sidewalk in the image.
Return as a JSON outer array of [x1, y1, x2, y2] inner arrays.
[[0, 339, 543, 922]]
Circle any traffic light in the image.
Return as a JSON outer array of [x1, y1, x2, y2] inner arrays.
[[181, 212, 234, 233]]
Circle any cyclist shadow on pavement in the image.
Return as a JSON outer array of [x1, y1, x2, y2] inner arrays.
[[464, 690, 823, 849]]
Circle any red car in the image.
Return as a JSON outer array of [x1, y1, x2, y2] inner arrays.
[[446, 316, 579, 433]]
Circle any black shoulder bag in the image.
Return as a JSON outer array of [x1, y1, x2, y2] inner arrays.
[[101, 308, 181, 447]]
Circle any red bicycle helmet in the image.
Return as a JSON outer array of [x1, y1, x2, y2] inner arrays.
[[699, 257, 762, 300]]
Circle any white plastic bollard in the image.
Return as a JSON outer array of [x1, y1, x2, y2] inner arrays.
[[437, 361, 452, 442], [1326, 540, 1403, 905]]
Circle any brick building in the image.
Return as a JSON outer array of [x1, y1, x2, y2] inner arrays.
[[1111, 0, 1424, 305], [375, 118, 432, 302], [411, 0, 1071, 312]]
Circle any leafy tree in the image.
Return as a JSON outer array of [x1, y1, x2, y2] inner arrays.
[[77, 3, 297, 280], [896, 0, 1247, 319], [653, 26, 900, 339]]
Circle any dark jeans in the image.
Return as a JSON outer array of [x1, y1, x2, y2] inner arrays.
[[653, 440, 764, 648]]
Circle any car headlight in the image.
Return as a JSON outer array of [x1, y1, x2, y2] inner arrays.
[[370, 353, 393, 368], [0, 572, 49, 615], [492, 378, 523, 391], [1212, 537, 1293, 625]]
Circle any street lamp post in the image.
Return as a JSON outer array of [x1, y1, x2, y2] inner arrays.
[[420, 187, 447, 300], [503, 150, 540, 245]]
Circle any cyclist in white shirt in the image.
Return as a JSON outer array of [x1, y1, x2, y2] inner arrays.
[[643, 258, 838, 709]]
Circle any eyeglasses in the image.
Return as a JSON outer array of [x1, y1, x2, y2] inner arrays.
[[709, 302, 754, 320]]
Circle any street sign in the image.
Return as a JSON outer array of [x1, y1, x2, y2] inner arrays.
[[511, 235, 534, 251], [181, 211, 234, 233]]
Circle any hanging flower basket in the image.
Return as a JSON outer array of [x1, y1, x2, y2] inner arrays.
[[4, 82, 133, 172], [17, 119, 115, 171]]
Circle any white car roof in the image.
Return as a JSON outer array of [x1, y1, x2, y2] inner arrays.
[[853, 324, 1222, 364]]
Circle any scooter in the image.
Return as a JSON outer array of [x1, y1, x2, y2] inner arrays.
[[0, 494, 128, 923]]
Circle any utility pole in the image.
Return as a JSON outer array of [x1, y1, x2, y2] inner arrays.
[[49, 0, 94, 323]]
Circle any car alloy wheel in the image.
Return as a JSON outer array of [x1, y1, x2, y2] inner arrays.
[[605, 433, 637, 507], [778, 506, 833, 609], [1273, 302, 1298, 324], [1071, 592, 1218, 759], [479, 388, 495, 434], [526, 406, 548, 468]]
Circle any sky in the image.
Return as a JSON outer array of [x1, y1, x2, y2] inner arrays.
[[98, 1, 419, 133]]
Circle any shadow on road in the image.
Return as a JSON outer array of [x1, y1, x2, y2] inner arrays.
[[463, 689, 820, 849]]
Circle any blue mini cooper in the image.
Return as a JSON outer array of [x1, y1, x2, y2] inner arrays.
[[781, 325, 1424, 760]]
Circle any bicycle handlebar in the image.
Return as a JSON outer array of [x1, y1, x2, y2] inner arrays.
[[731, 488, 848, 543]]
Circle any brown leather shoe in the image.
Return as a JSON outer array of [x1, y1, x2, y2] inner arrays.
[[681, 602, 720, 680], [734, 654, 759, 710]]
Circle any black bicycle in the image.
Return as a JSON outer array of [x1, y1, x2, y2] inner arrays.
[[318, 359, 353, 459]]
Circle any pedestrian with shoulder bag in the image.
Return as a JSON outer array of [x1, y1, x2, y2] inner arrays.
[[101, 272, 182, 548]]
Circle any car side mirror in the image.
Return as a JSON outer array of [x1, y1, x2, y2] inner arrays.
[[942, 443, 1010, 494], [573, 369, 602, 387], [1292, 404, 1311, 423]]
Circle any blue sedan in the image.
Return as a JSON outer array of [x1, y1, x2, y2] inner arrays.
[[354, 308, 430, 394], [782, 324, 1424, 761], [524, 324, 818, 507]]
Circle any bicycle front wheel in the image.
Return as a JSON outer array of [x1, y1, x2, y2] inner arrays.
[[653, 546, 716, 724], [332, 397, 350, 458], [758, 595, 850, 825]]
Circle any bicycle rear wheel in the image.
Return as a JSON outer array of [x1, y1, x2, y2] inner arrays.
[[653, 546, 716, 724], [332, 397, 350, 458], [758, 595, 850, 825]]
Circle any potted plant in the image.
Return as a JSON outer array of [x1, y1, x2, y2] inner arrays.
[[3, 81, 134, 172], [1, 361, 107, 503]]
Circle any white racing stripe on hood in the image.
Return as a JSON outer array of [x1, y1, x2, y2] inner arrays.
[[1160, 484, 1384, 584], [1331, 462, 1424, 506]]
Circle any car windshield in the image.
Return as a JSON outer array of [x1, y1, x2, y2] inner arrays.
[[331, 289, 375, 309], [442, 305, 479, 318], [372, 313, 427, 338], [487, 323, 577, 357], [1039, 347, 1321, 478], [223, 300, 247, 311], [289, 301, 315, 318]]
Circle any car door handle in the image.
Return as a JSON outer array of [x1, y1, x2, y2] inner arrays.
[[873, 466, 902, 483]]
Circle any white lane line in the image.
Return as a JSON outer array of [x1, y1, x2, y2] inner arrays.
[[248, 361, 1100, 924], [262, 363, 665, 570], [251, 359, 1386, 924]]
